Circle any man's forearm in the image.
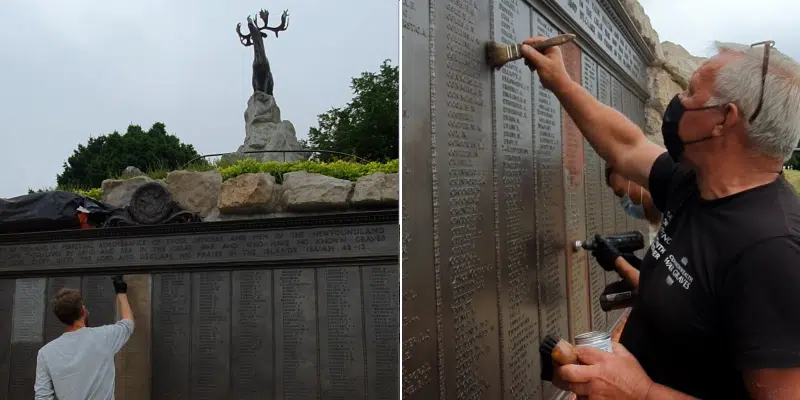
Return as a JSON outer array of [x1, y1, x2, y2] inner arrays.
[[553, 80, 643, 161], [614, 257, 640, 289], [117, 293, 134, 323]]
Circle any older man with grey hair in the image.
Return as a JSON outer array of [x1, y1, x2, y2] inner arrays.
[[522, 39, 800, 399]]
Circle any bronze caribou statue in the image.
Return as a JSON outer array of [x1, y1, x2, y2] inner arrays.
[[236, 9, 289, 96]]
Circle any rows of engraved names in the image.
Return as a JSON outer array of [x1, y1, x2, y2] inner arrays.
[[365, 266, 400, 400], [152, 273, 192, 399], [402, 0, 427, 37], [321, 268, 363, 398], [0, 226, 395, 269], [443, 0, 493, 397], [495, 1, 539, 398], [553, 0, 647, 87], [581, 53, 607, 331], [232, 270, 272, 396], [277, 269, 317, 399], [533, 13, 567, 338], [193, 272, 230, 398]]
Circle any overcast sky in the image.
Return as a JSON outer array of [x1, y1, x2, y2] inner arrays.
[[0, 0, 397, 197], [639, 0, 798, 59]]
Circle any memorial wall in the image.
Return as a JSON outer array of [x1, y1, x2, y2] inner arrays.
[[402, 0, 657, 398], [0, 210, 399, 400]]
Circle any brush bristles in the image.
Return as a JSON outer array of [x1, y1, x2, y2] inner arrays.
[[486, 42, 523, 69]]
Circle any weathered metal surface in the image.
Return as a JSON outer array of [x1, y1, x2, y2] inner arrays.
[[549, 0, 648, 87], [318, 267, 366, 399], [492, 2, 541, 399], [363, 265, 400, 400], [0, 211, 398, 277], [0, 211, 398, 400], [0, 280, 13, 400], [561, 40, 590, 342], [9, 278, 46, 400], [432, 0, 501, 397], [400, 0, 438, 397], [231, 270, 273, 400], [531, 10, 569, 399], [581, 52, 607, 333]]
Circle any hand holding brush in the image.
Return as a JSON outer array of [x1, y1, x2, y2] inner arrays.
[[539, 333, 580, 382], [486, 34, 576, 69]]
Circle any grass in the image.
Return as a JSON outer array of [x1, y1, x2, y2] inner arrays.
[[784, 170, 800, 193]]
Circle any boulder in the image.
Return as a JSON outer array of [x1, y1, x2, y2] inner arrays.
[[228, 92, 308, 163], [120, 166, 144, 179], [351, 173, 399, 206], [644, 107, 665, 142], [166, 170, 222, 218], [281, 171, 353, 211], [619, 0, 664, 61], [661, 41, 706, 89], [101, 176, 156, 207], [217, 173, 280, 214], [647, 66, 683, 114]]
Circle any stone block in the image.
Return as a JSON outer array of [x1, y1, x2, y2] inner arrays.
[[351, 173, 399, 206], [217, 173, 279, 214], [281, 171, 353, 211], [166, 170, 222, 217]]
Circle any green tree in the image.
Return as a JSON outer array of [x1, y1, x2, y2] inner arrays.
[[307, 59, 398, 162], [57, 122, 202, 189]]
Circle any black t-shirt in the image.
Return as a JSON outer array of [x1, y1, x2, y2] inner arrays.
[[619, 153, 800, 399]]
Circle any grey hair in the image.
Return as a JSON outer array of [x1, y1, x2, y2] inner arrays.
[[706, 41, 800, 162]]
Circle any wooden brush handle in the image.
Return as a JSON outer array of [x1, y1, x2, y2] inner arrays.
[[510, 33, 576, 56]]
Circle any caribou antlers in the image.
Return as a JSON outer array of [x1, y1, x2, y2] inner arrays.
[[236, 18, 254, 46], [257, 9, 289, 37], [236, 9, 289, 46]]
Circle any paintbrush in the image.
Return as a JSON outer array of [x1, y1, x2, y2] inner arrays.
[[486, 33, 576, 69], [539, 333, 580, 382]]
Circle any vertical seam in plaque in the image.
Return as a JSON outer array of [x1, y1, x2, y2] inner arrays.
[[314, 268, 321, 400], [427, 0, 445, 397], [359, 265, 368, 398]]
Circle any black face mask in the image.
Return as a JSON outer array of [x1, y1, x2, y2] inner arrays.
[[661, 95, 723, 162]]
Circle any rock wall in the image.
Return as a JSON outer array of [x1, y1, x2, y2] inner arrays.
[[620, 1, 707, 145], [101, 170, 399, 221]]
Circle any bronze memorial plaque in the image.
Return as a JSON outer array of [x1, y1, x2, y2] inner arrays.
[[275, 269, 319, 400], [231, 270, 273, 400], [597, 65, 619, 309], [400, 0, 438, 398], [9, 278, 46, 400], [581, 52, 607, 332], [152, 272, 192, 400], [0, 279, 14, 400], [561, 40, 590, 341], [318, 267, 366, 399], [0, 211, 399, 400], [363, 265, 400, 400], [492, 1, 541, 399], [433, 0, 501, 397], [400, 0, 653, 398], [191, 271, 231, 400]]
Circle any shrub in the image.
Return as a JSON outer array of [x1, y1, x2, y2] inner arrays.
[[44, 159, 398, 202]]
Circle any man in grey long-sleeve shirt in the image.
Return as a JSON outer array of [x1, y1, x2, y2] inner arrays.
[[34, 276, 134, 400]]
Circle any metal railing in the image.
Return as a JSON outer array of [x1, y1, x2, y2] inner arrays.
[[179, 149, 368, 170]]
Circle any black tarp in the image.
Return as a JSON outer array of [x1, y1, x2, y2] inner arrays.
[[0, 191, 122, 234]]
